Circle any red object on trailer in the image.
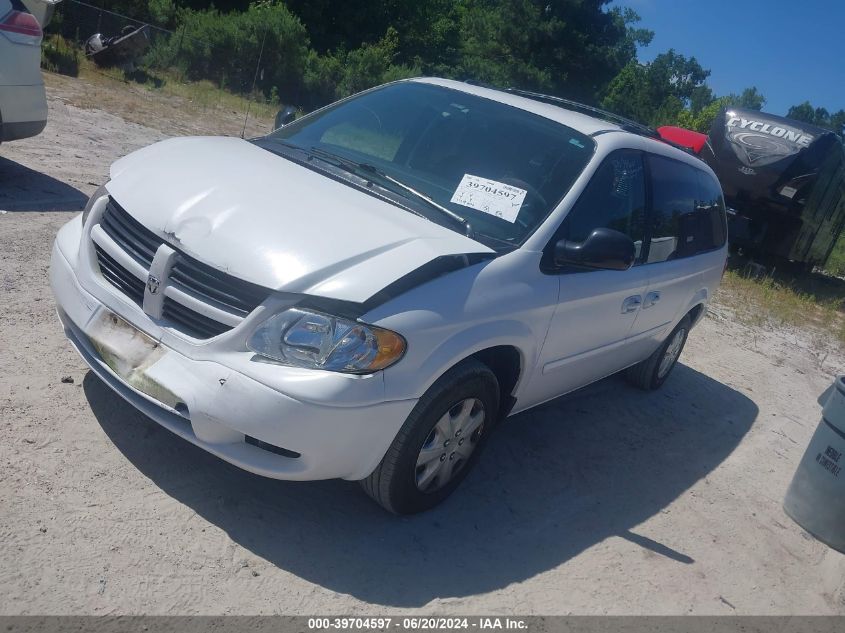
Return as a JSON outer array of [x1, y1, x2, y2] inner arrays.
[[656, 126, 708, 154]]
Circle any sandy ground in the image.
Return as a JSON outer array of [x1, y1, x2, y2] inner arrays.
[[1, 72, 845, 615]]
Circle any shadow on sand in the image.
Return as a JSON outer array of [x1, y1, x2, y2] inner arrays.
[[0, 156, 88, 211], [85, 363, 757, 607]]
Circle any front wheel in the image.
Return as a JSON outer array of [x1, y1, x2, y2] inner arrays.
[[625, 316, 690, 391], [360, 359, 499, 514]]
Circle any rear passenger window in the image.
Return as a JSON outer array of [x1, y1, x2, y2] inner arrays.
[[559, 150, 647, 262], [695, 170, 728, 251], [646, 155, 726, 262]]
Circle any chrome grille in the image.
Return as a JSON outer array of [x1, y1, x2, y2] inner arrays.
[[94, 198, 271, 339]]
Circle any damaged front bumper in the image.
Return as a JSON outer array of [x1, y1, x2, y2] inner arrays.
[[49, 216, 417, 481]]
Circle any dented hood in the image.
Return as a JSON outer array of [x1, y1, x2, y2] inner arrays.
[[108, 137, 492, 303]]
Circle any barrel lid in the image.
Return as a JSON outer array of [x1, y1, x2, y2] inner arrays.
[[823, 376, 845, 433]]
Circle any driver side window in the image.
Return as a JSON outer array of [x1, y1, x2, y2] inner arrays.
[[558, 150, 646, 263]]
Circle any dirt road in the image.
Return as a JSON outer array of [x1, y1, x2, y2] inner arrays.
[[1, 72, 844, 615]]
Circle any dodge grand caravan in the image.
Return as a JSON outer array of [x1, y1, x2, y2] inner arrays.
[[50, 78, 728, 514]]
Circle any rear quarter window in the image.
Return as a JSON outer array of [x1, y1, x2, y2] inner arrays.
[[693, 169, 728, 252], [646, 154, 727, 263]]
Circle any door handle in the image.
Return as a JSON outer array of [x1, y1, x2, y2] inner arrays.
[[621, 295, 642, 314], [643, 291, 661, 309]]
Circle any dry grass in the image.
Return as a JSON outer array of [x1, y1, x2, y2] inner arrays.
[[39, 34, 278, 132], [77, 58, 279, 121], [43, 64, 274, 139], [825, 234, 845, 278], [717, 269, 845, 345]]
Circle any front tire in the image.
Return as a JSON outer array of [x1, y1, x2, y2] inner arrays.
[[625, 316, 690, 391], [360, 359, 499, 514]]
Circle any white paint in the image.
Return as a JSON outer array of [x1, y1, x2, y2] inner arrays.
[[0, 0, 47, 137], [108, 136, 494, 303]]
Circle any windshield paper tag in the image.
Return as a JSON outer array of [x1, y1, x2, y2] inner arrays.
[[450, 174, 527, 223]]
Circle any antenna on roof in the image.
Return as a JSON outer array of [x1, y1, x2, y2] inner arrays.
[[241, 24, 270, 139]]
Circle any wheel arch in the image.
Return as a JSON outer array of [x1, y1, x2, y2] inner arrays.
[[686, 301, 706, 328], [384, 315, 537, 402], [683, 285, 709, 329], [470, 345, 522, 419]]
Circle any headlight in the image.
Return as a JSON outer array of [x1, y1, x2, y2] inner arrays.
[[81, 183, 110, 227], [247, 308, 406, 373]]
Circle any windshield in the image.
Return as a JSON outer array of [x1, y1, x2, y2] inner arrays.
[[262, 82, 596, 246]]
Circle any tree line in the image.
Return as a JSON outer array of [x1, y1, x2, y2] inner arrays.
[[70, 0, 843, 135]]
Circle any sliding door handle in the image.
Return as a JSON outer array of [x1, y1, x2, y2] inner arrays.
[[621, 295, 642, 314], [643, 291, 661, 309]]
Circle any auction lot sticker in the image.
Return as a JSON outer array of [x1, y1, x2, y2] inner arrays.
[[450, 174, 527, 223]]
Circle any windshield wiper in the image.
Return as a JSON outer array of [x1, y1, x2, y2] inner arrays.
[[307, 146, 474, 238]]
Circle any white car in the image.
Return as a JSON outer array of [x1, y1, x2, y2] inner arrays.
[[0, 0, 47, 142], [50, 79, 728, 514]]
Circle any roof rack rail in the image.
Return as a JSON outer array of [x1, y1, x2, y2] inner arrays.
[[505, 87, 660, 139], [506, 87, 701, 156], [463, 79, 497, 89]]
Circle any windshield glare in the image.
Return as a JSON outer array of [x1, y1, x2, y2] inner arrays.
[[266, 82, 596, 245]]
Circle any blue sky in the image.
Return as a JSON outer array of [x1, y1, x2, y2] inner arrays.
[[611, 0, 845, 115]]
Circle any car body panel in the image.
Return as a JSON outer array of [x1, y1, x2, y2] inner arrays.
[[522, 264, 651, 408], [364, 249, 559, 404], [108, 136, 494, 303]]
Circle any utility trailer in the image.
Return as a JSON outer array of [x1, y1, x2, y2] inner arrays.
[[659, 108, 845, 269]]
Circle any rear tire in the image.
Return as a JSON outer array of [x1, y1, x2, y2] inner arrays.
[[625, 316, 690, 391], [360, 358, 499, 515]]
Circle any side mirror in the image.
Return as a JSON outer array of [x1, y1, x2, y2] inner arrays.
[[554, 227, 636, 271], [274, 105, 296, 130]]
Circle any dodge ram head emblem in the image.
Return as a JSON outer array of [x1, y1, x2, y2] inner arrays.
[[146, 274, 160, 295]]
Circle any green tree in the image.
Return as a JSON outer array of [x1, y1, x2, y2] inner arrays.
[[337, 27, 419, 96], [675, 88, 768, 133], [101, 0, 178, 27], [455, 0, 651, 102], [150, 2, 311, 101], [676, 97, 729, 132], [726, 86, 766, 111], [787, 101, 845, 137], [689, 84, 714, 114], [301, 27, 420, 109], [830, 111, 845, 137], [787, 101, 817, 123], [601, 49, 709, 125], [283, 0, 461, 72]]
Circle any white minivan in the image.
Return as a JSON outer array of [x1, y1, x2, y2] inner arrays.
[[51, 79, 728, 514]]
